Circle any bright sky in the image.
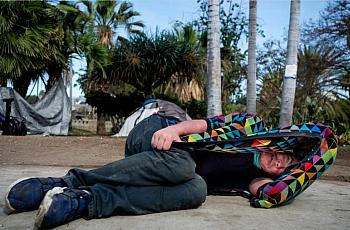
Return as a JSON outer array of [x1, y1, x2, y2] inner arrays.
[[132, 0, 328, 46], [68, 0, 328, 98]]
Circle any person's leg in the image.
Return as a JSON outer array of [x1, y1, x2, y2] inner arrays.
[[35, 175, 207, 229], [63, 147, 196, 188], [124, 114, 166, 157], [4, 115, 189, 214], [88, 174, 207, 218]]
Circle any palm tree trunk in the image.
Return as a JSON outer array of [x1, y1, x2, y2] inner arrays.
[[13, 76, 32, 98], [0, 77, 7, 87], [279, 0, 300, 128], [97, 109, 107, 135], [206, 0, 222, 117], [247, 0, 257, 114], [47, 62, 64, 91]]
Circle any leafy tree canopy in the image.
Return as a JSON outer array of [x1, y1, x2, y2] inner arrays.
[[303, 0, 350, 53], [108, 32, 203, 97], [0, 1, 64, 83]]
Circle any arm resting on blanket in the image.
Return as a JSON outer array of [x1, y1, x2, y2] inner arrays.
[[152, 120, 208, 150]]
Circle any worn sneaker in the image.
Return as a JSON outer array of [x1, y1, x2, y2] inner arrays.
[[35, 187, 91, 229], [4, 177, 66, 214]]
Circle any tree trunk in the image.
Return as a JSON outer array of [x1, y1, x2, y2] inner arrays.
[[0, 77, 8, 87], [96, 109, 107, 135], [247, 0, 257, 114], [206, 0, 222, 117], [279, 0, 300, 128], [47, 62, 64, 92], [13, 76, 32, 98]]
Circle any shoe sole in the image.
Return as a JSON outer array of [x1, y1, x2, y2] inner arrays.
[[3, 177, 31, 214], [34, 187, 66, 229]]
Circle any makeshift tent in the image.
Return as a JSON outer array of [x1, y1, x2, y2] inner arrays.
[[0, 78, 71, 135], [114, 99, 191, 137]]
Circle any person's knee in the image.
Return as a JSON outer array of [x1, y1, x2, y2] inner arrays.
[[189, 175, 207, 207], [179, 159, 197, 182], [165, 150, 196, 183]]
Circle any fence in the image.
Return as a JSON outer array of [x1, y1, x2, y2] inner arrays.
[[72, 119, 113, 133]]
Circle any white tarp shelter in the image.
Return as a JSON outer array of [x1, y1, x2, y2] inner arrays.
[[113, 99, 191, 137], [0, 78, 71, 135]]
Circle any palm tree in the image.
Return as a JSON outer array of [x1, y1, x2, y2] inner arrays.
[[0, 1, 64, 96], [162, 24, 205, 102], [87, 0, 144, 47], [294, 45, 348, 122], [44, 1, 112, 91], [206, 0, 222, 117], [258, 44, 348, 127], [46, 1, 87, 91], [279, 0, 300, 128], [109, 32, 203, 98], [78, 0, 144, 135], [247, 0, 257, 114]]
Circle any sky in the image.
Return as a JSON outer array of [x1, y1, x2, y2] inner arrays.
[[131, 0, 328, 47], [67, 0, 328, 99]]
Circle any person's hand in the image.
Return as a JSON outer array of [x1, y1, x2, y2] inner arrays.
[[151, 127, 182, 150]]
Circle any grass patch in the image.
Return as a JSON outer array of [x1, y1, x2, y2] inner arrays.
[[69, 128, 96, 136]]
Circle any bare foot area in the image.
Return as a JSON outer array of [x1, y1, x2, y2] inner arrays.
[[0, 135, 349, 182]]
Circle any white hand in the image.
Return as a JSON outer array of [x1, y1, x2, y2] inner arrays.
[[151, 127, 182, 150]]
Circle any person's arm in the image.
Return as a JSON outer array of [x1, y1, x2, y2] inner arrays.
[[249, 177, 273, 196], [151, 119, 207, 150]]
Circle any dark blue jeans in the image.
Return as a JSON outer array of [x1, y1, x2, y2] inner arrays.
[[62, 115, 207, 219]]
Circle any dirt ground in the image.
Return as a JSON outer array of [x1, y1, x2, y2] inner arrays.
[[0, 135, 349, 182]]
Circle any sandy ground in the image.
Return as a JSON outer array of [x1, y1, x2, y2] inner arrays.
[[0, 135, 349, 230], [0, 136, 125, 167]]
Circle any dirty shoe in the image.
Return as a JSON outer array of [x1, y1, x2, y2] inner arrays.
[[35, 187, 91, 229], [4, 177, 66, 214]]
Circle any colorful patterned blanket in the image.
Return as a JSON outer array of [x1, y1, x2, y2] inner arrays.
[[176, 113, 337, 208]]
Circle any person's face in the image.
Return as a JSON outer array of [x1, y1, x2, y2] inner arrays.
[[260, 152, 298, 176]]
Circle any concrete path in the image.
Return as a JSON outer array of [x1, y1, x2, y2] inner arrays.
[[1, 165, 350, 230]]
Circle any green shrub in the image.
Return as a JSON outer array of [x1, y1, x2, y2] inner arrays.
[[183, 99, 207, 119], [85, 90, 144, 117], [223, 103, 246, 114]]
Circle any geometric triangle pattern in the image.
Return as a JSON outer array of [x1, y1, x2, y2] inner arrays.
[[180, 112, 266, 143], [249, 123, 337, 208], [172, 113, 338, 209]]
